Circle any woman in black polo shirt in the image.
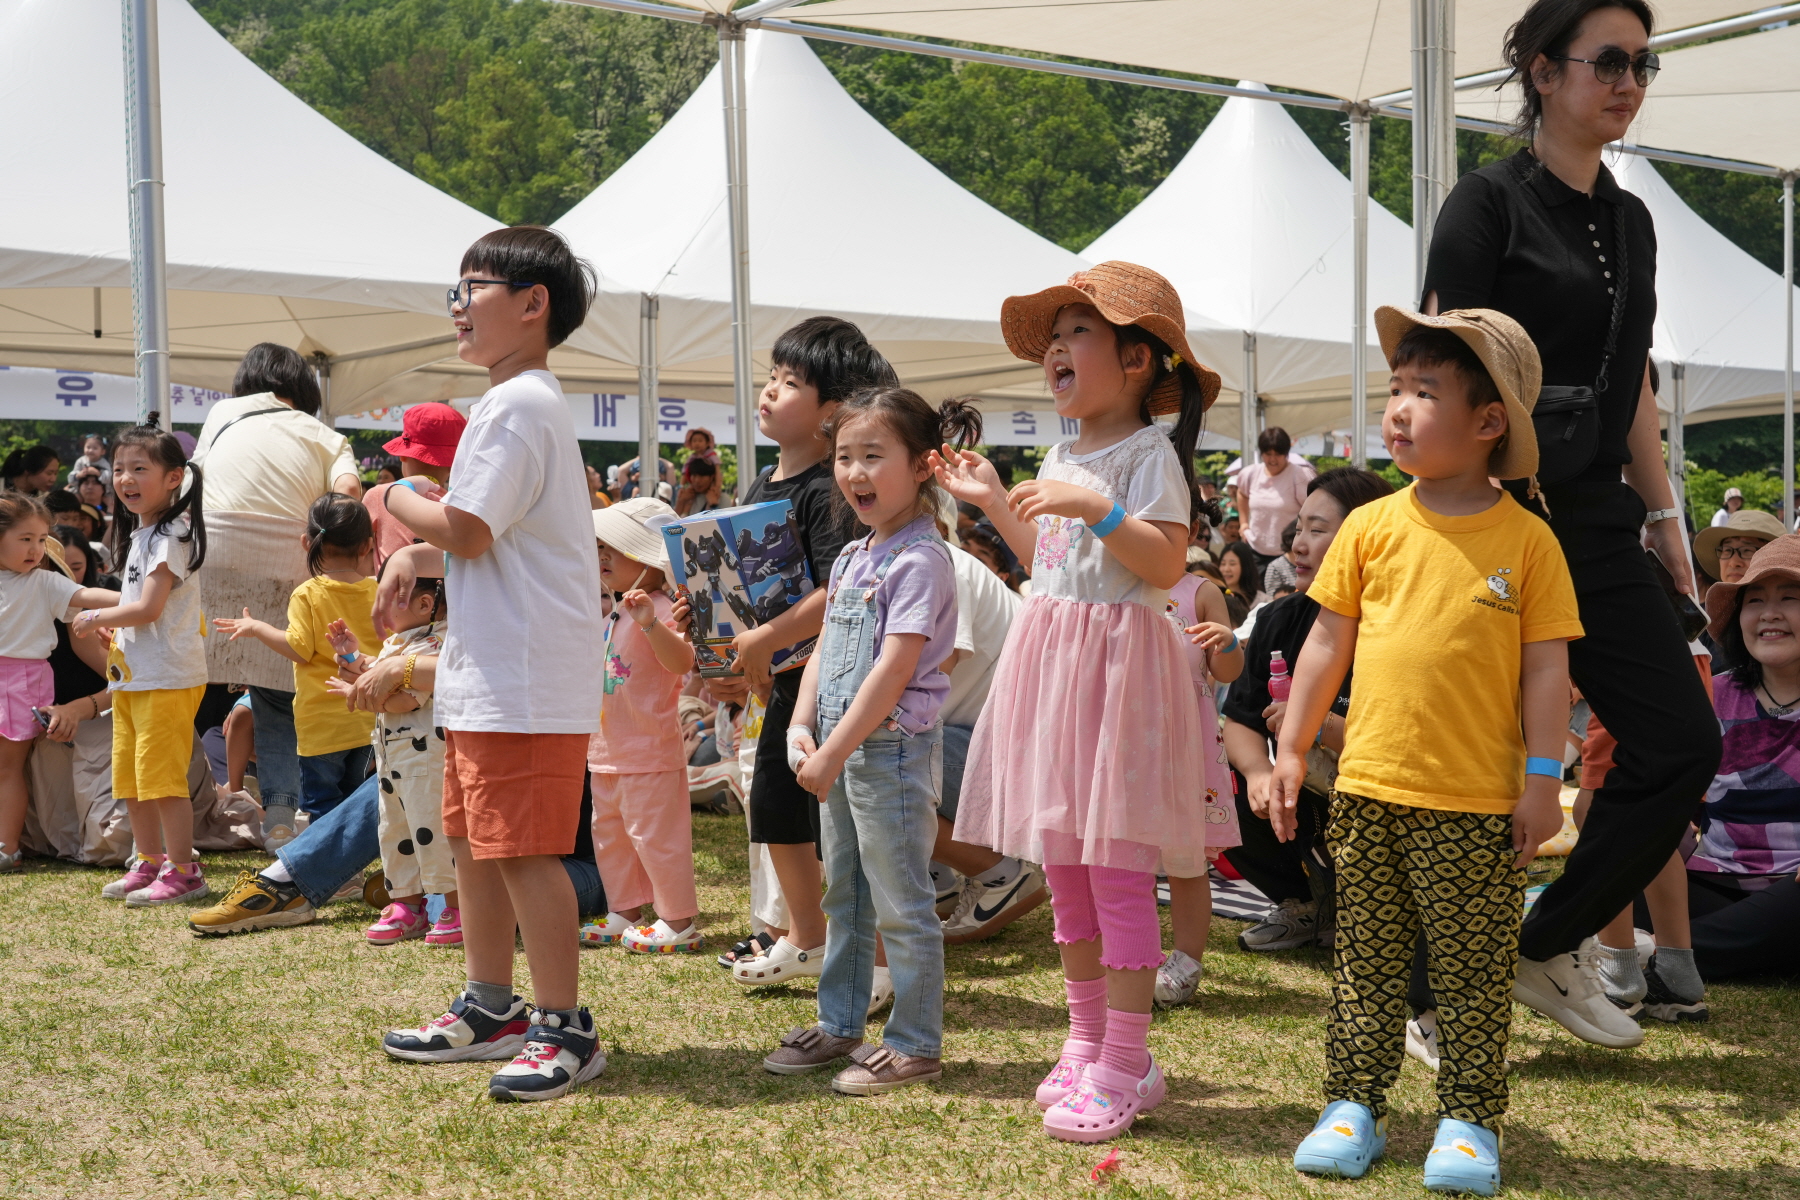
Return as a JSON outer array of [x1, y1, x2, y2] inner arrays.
[[1418, 0, 1720, 1048]]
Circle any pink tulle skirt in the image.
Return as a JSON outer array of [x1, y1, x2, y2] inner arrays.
[[953, 594, 1217, 875], [1192, 683, 1242, 856]]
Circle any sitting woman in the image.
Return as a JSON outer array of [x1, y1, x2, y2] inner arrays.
[[1665, 535, 1800, 988]]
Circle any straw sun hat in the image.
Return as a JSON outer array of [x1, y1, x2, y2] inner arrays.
[[591, 496, 675, 575], [1375, 306, 1543, 481], [1705, 533, 1800, 639], [1000, 261, 1221, 416], [1693, 508, 1787, 582]]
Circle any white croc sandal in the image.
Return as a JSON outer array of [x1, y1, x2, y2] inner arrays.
[[732, 936, 825, 987]]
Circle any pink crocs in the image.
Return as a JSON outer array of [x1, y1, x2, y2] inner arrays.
[[1036, 1040, 1100, 1110], [1042, 1056, 1166, 1143]]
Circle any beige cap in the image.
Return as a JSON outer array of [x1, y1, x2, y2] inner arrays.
[[1375, 305, 1543, 480]]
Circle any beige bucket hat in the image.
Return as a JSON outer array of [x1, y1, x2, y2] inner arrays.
[[1375, 306, 1543, 480], [1694, 508, 1787, 581], [591, 496, 675, 573]]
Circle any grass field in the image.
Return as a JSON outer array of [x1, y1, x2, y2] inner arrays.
[[2, 813, 1797, 1200]]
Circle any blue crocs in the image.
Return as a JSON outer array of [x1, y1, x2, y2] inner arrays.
[[1293, 1100, 1386, 1178], [1423, 1118, 1501, 1196]]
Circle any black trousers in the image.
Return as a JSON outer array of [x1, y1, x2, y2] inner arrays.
[[1222, 771, 1332, 906], [1635, 873, 1800, 981], [1517, 481, 1720, 961]]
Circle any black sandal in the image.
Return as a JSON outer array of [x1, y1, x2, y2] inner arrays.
[[716, 930, 776, 970]]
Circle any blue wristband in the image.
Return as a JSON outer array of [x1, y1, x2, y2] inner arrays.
[[1525, 756, 1562, 780], [1224, 633, 1239, 654], [1090, 501, 1127, 537]]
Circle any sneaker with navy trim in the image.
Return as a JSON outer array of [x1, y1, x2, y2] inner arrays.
[[383, 992, 531, 1063], [1294, 1099, 1387, 1179], [487, 1007, 606, 1102], [1423, 1118, 1501, 1196]]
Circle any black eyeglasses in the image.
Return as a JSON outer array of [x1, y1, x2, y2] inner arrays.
[[1718, 545, 1764, 561], [1547, 48, 1660, 88], [446, 278, 535, 313]]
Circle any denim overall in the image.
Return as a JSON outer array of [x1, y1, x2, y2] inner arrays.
[[813, 528, 947, 1059]]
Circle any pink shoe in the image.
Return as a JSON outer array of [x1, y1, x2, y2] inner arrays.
[[366, 901, 429, 945], [426, 906, 463, 947], [125, 861, 210, 908], [1036, 1040, 1099, 1110], [1042, 1056, 1166, 1143], [102, 856, 162, 900]]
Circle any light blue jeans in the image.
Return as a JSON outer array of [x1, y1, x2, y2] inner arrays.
[[816, 723, 945, 1059]]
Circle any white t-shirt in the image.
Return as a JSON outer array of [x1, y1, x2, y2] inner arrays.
[[437, 370, 603, 734], [1710, 508, 1733, 527], [0, 568, 81, 659], [1029, 425, 1191, 609], [111, 518, 209, 691], [192, 394, 358, 519], [941, 545, 1023, 729], [1237, 459, 1316, 556]]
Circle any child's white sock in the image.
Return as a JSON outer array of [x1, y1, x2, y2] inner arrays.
[[974, 857, 1023, 887], [261, 860, 294, 884]]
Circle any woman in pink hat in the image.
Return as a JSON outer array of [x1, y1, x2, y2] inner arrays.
[[363, 403, 467, 569]]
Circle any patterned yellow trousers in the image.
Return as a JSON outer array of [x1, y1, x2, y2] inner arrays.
[[1325, 793, 1524, 1129]]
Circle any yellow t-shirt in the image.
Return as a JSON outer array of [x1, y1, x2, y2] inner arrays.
[[285, 575, 380, 756], [1308, 486, 1583, 814]]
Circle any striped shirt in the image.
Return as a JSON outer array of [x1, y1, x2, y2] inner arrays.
[[1695, 673, 1800, 878]]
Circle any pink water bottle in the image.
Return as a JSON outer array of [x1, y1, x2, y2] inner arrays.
[[1267, 650, 1291, 702]]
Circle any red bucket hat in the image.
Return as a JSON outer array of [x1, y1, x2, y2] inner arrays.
[[384, 403, 466, 469]]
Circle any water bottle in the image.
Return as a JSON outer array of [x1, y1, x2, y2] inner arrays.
[[1267, 650, 1291, 702]]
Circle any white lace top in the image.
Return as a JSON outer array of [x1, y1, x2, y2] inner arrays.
[[1029, 424, 1191, 609]]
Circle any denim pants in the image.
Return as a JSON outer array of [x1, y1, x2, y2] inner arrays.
[[248, 686, 300, 812], [814, 527, 948, 1060], [299, 744, 374, 820], [278, 771, 603, 915]]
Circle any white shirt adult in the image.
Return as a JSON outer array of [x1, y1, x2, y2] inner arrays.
[[1237, 453, 1316, 557], [191, 393, 360, 516], [436, 369, 603, 733], [941, 545, 1023, 729]]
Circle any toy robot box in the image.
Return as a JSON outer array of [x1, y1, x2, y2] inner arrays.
[[653, 500, 816, 678]]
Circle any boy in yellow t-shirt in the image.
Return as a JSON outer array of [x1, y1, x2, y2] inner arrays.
[[1271, 308, 1582, 1197]]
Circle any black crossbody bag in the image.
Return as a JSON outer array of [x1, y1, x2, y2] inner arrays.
[[1529, 210, 1629, 487]]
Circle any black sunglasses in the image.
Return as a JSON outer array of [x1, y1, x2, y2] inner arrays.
[[1547, 48, 1660, 88], [446, 277, 536, 314]]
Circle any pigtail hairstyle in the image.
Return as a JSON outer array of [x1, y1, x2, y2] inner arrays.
[[824, 387, 985, 527], [1189, 486, 1224, 533], [305, 492, 375, 577], [111, 417, 206, 572], [1115, 324, 1206, 494]]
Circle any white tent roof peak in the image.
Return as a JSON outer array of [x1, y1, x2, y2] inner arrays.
[[552, 29, 1089, 398]]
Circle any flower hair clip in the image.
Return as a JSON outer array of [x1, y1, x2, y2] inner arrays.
[[1163, 352, 1183, 372]]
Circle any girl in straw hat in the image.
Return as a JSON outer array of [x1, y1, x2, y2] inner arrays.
[[932, 262, 1229, 1143]]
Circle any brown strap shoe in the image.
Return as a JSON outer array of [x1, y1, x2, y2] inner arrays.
[[831, 1042, 944, 1095], [762, 1025, 863, 1075]]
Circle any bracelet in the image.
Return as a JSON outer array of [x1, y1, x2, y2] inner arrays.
[[89, 695, 101, 719], [1090, 501, 1127, 537], [402, 653, 417, 692], [1525, 756, 1562, 780], [1224, 633, 1240, 654], [393, 477, 423, 493]]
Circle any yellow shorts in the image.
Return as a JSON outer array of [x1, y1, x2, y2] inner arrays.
[[112, 686, 204, 801]]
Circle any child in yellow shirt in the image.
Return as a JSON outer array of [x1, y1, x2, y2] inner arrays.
[[1271, 308, 1582, 1197], [216, 493, 379, 820]]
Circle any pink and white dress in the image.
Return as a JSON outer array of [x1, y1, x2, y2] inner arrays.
[[953, 425, 1214, 875], [1166, 573, 1242, 857]]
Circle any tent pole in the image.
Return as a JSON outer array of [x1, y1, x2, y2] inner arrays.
[[1670, 361, 1685, 518], [1785, 171, 1794, 530], [720, 21, 756, 500], [1410, 0, 1454, 298], [639, 294, 660, 494], [1241, 333, 1258, 459], [123, 0, 169, 427], [1350, 104, 1370, 468]]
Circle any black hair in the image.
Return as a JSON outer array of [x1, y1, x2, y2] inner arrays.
[[1189, 487, 1224, 531], [49, 525, 90, 582], [460, 225, 595, 349], [1280, 518, 1299, 554], [233, 342, 323, 416], [45, 489, 80, 516], [770, 317, 899, 403], [1272, 581, 1297, 597], [1219, 541, 1258, 593], [825, 386, 983, 527], [1391, 326, 1504, 410], [304, 492, 374, 577], [961, 520, 1022, 591], [1256, 426, 1292, 456], [111, 420, 205, 571], [1503, 0, 1655, 139], [375, 553, 445, 621], [2, 444, 60, 488], [687, 456, 718, 478], [1307, 466, 1397, 517], [376, 457, 402, 480], [1112, 323, 1208, 494]]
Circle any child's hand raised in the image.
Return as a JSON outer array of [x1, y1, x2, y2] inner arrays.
[[325, 618, 360, 659], [212, 608, 264, 641], [1007, 479, 1110, 526], [928, 445, 1006, 511], [620, 589, 659, 630]]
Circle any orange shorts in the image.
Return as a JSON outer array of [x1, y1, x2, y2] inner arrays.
[[1580, 655, 1714, 791], [441, 729, 588, 860]]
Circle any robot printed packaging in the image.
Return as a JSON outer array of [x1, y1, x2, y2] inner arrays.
[[653, 500, 816, 677]]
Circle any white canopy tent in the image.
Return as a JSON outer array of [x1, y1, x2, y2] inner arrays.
[[1070, 85, 1416, 448], [550, 30, 1094, 444], [0, 0, 638, 420]]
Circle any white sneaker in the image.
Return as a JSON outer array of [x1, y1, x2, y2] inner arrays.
[[930, 863, 965, 918], [1513, 937, 1646, 1048], [1236, 897, 1318, 951], [867, 965, 894, 1017], [941, 861, 1047, 945], [1405, 1011, 1442, 1071], [1153, 949, 1204, 1008]]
